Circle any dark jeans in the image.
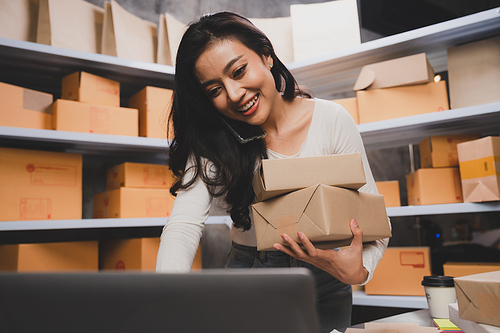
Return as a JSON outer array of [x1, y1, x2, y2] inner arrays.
[[226, 242, 352, 333]]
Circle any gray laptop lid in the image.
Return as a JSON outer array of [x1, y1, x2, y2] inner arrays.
[[0, 268, 319, 333]]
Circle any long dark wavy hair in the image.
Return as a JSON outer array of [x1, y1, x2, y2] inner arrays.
[[168, 11, 310, 230]]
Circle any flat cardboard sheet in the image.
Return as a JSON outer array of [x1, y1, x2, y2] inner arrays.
[[252, 184, 390, 251], [353, 53, 434, 91], [457, 136, 500, 203], [157, 12, 187, 66], [0, 0, 39, 42], [253, 153, 366, 202], [454, 271, 500, 327], [290, 0, 360, 62]]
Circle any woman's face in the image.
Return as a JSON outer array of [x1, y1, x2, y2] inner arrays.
[[194, 39, 279, 126]]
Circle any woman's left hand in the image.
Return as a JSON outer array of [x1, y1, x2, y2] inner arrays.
[[273, 218, 368, 285]]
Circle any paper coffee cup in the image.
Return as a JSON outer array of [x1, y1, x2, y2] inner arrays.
[[421, 276, 456, 318]]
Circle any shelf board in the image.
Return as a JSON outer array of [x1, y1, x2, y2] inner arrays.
[[288, 7, 500, 98], [352, 290, 428, 309], [0, 126, 170, 157], [387, 202, 500, 218], [0, 216, 233, 232], [359, 102, 500, 150]]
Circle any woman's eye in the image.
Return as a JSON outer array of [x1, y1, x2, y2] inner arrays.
[[208, 87, 221, 98], [233, 64, 247, 78]]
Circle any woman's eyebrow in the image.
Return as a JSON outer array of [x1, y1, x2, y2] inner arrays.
[[200, 54, 244, 88]]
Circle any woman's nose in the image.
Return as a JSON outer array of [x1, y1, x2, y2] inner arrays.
[[226, 81, 244, 102]]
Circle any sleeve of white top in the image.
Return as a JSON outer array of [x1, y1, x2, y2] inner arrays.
[[328, 101, 391, 286], [156, 166, 213, 273]]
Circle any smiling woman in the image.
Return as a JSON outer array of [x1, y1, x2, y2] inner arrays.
[[156, 11, 389, 333]]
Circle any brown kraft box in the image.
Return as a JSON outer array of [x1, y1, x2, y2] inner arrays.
[[253, 153, 366, 202], [375, 181, 401, 207], [61, 71, 120, 107], [106, 162, 175, 190], [443, 262, 500, 278], [252, 184, 391, 251], [53, 99, 138, 136], [419, 134, 480, 168], [0, 147, 82, 221], [406, 168, 463, 205], [454, 271, 500, 327], [331, 97, 359, 124], [457, 136, 500, 203]]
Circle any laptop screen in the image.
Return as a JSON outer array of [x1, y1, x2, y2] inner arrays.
[[0, 268, 320, 333]]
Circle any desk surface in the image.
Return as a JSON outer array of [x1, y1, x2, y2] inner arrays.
[[347, 309, 434, 331]]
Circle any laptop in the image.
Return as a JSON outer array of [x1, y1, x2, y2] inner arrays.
[[0, 268, 320, 333]]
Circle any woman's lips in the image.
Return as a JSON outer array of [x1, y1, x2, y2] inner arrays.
[[239, 94, 259, 116]]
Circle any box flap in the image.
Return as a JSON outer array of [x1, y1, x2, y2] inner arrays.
[[353, 67, 376, 91]]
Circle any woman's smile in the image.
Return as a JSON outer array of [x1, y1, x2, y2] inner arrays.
[[237, 94, 259, 115]]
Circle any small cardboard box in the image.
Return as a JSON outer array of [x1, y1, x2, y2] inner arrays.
[[443, 262, 500, 278], [454, 271, 500, 327], [253, 153, 366, 202], [365, 247, 431, 296], [419, 134, 481, 168], [53, 99, 138, 136], [252, 184, 391, 251], [356, 81, 449, 124], [448, 36, 500, 109], [106, 162, 175, 190], [0, 81, 53, 130], [0, 241, 98, 272], [99, 237, 202, 271], [457, 136, 500, 203], [406, 168, 463, 205], [353, 53, 434, 91], [0, 147, 82, 221], [61, 71, 120, 107], [375, 181, 401, 207], [94, 188, 175, 218], [331, 97, 359, 124], [128, 86, 174, 139]]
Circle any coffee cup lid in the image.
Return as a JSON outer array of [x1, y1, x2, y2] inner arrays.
[[421, 275, 454, 287]]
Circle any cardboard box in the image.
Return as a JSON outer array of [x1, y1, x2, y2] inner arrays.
[[99, 237, 202, 271], [406, 168, 463, 205], [454, 271, 500, 327], [457, 136, 500, 203], [128, 86, 174, 139], [62, 71, 120, 107], [419, 134, 481, 169], [444, 262, 500, 278], [332, 97, 359, 124], [353, 53, 434, 91], [448, 36, 500, 109], [253, 153, 366, 202], [53, 99, 138, 136], [0, 81, 53, 130], [252, 184, 391, 251], [364, 247, 431, 296], [0, 241, 98, 272], [106, 162, 175, 190], [357, 81, 449, 124], [449, 303, 500, 333], [375, 181, 401, 207], [0, 147, 82, 221], [93, 188, 175, 218]]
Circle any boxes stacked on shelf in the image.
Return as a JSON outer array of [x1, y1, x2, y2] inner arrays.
[[448, 36, 500, 109], [0, 147, 82, 221], [128, 86, 174, 139], [354, 53, 449, 124], [251, 154, 391, 251], [457, 136, 500, 203], [93, 162, 175, 218], [406, 134, 480, 206], [375, 181, 401, 207], [0, 81, 53, 130], [365, 247, 431, 296], [331, 97, 359, 124], [0, 241, 98, 272], [53, 71, 139, 136], [99, 237, 202, 271]]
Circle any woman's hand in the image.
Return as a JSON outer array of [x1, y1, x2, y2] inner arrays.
[[273, 218, 368, 285]]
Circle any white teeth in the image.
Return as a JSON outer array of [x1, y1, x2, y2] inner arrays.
[[237, 95, 258, 112]]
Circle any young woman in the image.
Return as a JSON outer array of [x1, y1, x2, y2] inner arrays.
[[156, 11, 390, 332]]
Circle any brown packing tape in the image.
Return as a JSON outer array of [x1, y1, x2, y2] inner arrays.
[[276, 214, 297, 239]]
